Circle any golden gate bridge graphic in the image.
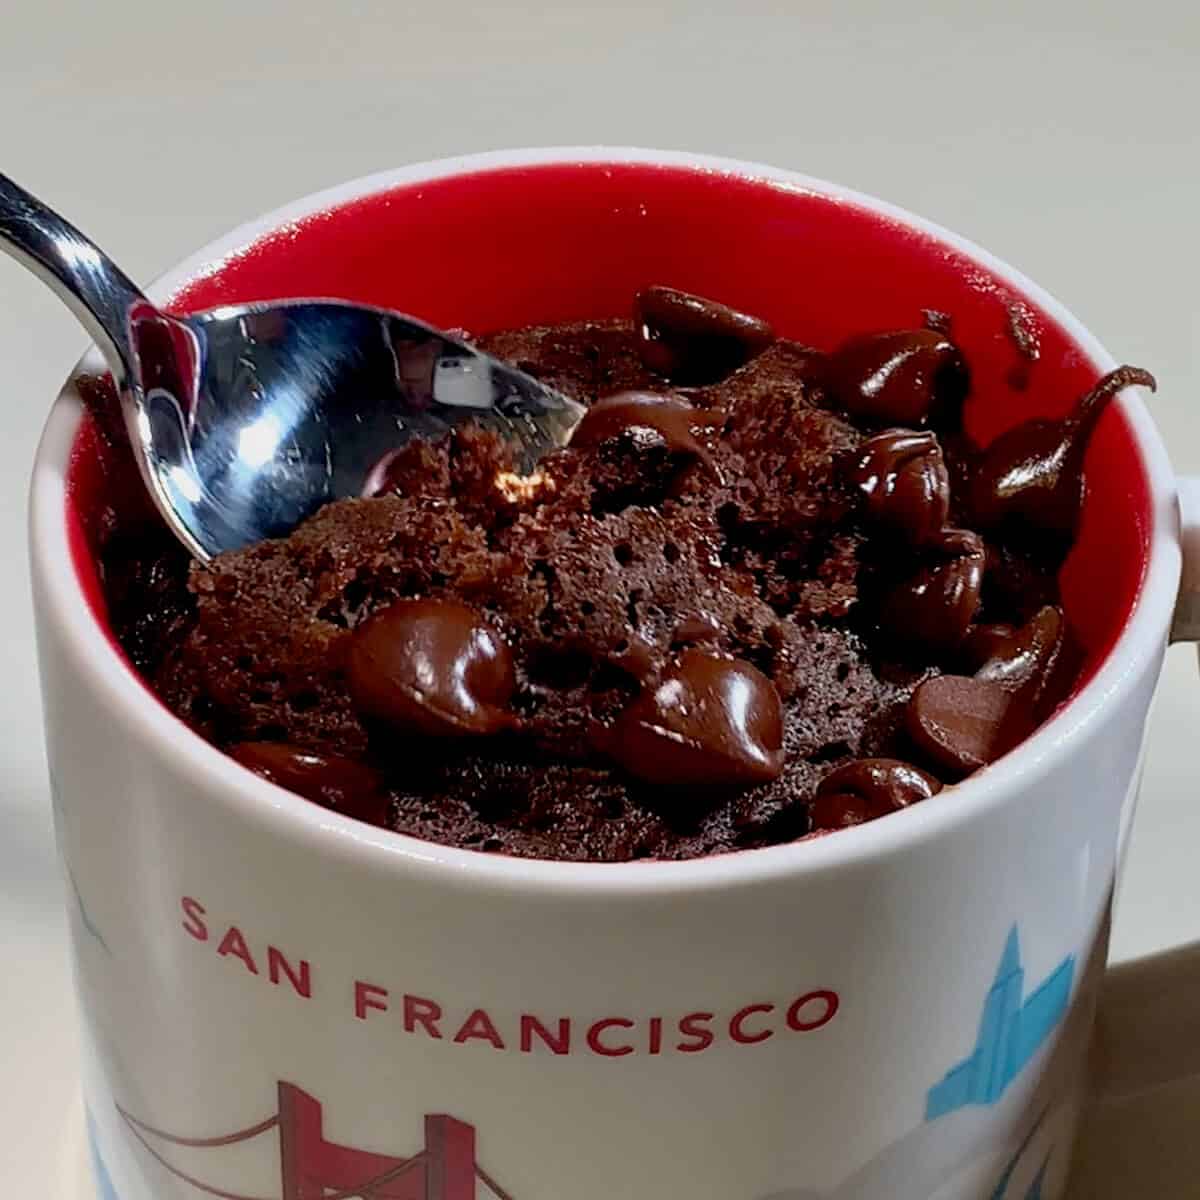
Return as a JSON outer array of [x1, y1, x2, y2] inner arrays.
[[116, 1082, 515, 1200]]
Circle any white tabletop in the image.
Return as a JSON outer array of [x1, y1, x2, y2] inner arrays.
[[3, 1, 1199, 1192]]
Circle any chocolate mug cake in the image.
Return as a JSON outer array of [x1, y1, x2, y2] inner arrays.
[[98, 285, 1153, 861]]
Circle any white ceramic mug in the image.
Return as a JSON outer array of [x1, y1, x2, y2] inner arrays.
[[29, 148, 1200, 1200]]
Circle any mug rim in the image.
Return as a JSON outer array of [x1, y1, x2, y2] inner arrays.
[[27, 145, 1182, 897]]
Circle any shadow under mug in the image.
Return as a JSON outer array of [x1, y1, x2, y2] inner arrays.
[[29, 148, 1200, 1200]]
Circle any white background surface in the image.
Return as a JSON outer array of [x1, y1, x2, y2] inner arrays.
[[2, 1, 1198, 1192]]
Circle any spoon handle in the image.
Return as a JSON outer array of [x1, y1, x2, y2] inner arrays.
[[0, 173, 148, 388]]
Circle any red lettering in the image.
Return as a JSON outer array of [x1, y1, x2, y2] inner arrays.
[[267, 946, 311, 998], [648, 1016, 663, 1055], [181, 897, 208, 942], [355, 981, 389, 1020], [787, 990, 839, 1032], [453, 1008, 506, 1050], [216, 925, 258, 975], [676, 1012, 715, 1053], [587, 1018, 635, 1057], [520, 1015, 570, 1055], [403, 994, 443, 1039], [730, 1003, 775, 1045]]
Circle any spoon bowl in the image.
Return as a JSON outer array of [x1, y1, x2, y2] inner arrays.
[[1, 174, 583, 560]]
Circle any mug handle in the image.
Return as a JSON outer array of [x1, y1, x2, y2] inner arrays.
[[1107, 473, 1200, 1070], [1069, 478, 1200, 1194], [1169, 476, 1200, 643]]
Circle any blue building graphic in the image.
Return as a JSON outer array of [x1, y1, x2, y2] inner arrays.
[[926, 928, 1075, 1121]]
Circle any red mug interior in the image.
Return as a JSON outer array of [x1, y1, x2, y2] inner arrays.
[[64, 160, 1150, 704]]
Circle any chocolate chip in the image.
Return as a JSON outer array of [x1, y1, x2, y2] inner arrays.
[[849, 428, 950, 546], [819, 757, 942, 809], [825, 329, 968, 428], [602, 648, 784, 787], [571, 391, 724, 461], [879, 529, 985, 651], [346, 598, 516, 736], [810, 756, 941, 832], [906, 675, 1027, 775], [229, 742, 387, 822], [807, 792, 875, 830], [968, 604, 1079, 721], [634, 286, 775, 385], [960, 621, 1017, 670], [972, 605, 1063, 690], [969, 365, 1156, 545]]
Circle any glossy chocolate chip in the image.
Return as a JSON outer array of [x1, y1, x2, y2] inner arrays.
[[808, 756, 941, 831], [603, 648, 784, 787], [972, 605, 1063, 690], [347, 598, 516, 736], [960, 621, 1017, 669], [634, 286, 775, 385], [825, 329, 969, 428], [817, 757, 942, 812], [230, 742, 387, 822], [849, 428, 950, 545], [968, 605, 1079, 722], [969, 365, 1156, 544], [880, 529, 985, 651], [571, 391, 725, 460], [906, 675, 1027, 776], [807, 792, 875, 831]]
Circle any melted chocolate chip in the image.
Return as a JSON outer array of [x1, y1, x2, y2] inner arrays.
[[906, 675, 1027, 775], [571, 391, 725, 461], [807, 792, 875, 830], [602, 648, 784, 787], [818, 757, 942, 806], [967, 604, 1077, 721], [825, 329, 969, 428], [849, 429, 950, 545], [971, 605, 1063, 690], [880, 529, 985, 651], [960, 621, 1016, 668], [634, 286, 775, 385], [229, 742, 387, 822], [347, 598, 516, 736], [810, 757, 942, 830], [970, 366, 1157, 544]]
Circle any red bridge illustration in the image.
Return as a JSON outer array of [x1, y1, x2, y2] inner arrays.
[[117, 1082, 514, 1200]]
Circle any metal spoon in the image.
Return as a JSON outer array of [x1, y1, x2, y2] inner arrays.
[[1, 173, 584, 561]]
